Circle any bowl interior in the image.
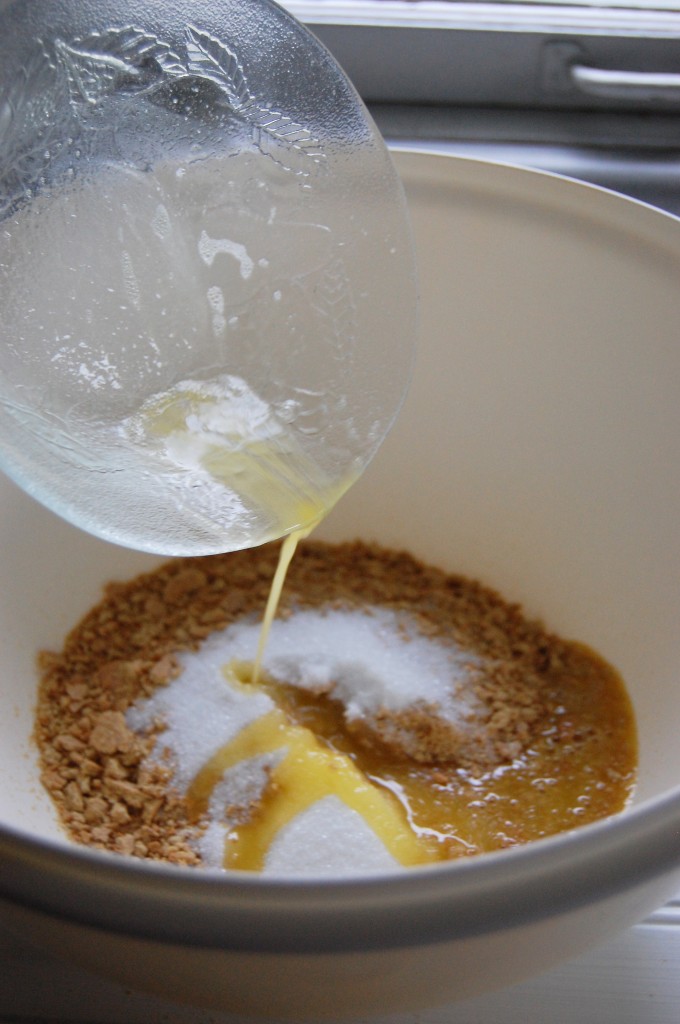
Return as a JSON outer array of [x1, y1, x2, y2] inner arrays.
[[2, 151, 680, 848]]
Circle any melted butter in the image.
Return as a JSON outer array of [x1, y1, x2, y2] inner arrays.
[[252, 522, 316, 684], [126, 377, 353, 548], [186, 666, 445, 871]]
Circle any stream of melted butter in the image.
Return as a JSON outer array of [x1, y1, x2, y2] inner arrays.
[[251, 523, 314, 685]]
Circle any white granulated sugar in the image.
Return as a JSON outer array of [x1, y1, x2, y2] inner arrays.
[[197, 793, 401, 875], [219, 606, 480, 726], [126, 639, 272, 787], [196, 820, 230, 869], [207, 751, 283, 823], [196, 753, 278, 871], [263, 796, 401, 877]]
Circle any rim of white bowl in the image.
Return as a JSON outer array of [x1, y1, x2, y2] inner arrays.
[[2, 786, 680, 954]]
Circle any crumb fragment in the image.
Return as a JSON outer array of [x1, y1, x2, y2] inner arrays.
[[89, 711, 134, 755]]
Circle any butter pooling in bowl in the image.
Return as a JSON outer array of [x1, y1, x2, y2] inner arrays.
[[0, 0, 416, 555]]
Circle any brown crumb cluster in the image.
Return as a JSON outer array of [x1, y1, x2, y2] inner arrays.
[[35, 540, 571, 864]]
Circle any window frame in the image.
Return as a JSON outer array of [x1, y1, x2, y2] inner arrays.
[[282, 2, 680, 112]]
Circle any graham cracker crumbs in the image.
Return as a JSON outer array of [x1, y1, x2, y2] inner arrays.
[[34, 540, 607, 865]]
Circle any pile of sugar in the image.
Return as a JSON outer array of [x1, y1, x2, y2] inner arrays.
[[225, 608, 480, 721], [142, 605, 486, 757], [35, 540, 556, 868]]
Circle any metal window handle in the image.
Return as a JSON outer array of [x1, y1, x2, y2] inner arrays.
[[543, 42, 680, 106], [572, 64, 680, 102]]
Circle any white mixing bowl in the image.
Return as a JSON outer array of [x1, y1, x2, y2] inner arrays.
[[2, 150, 680, 1018]]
